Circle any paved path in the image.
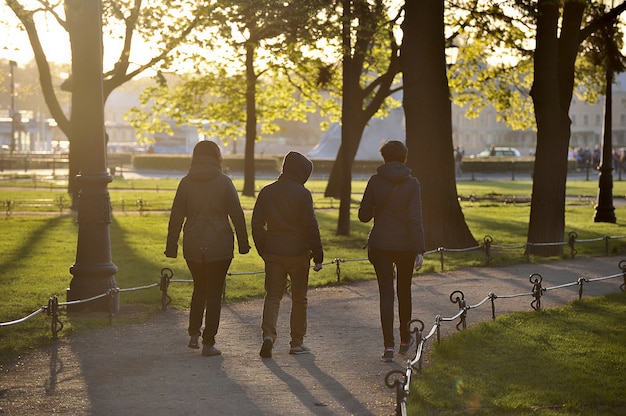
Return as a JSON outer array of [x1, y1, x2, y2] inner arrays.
[[0, 256, 624, 415]]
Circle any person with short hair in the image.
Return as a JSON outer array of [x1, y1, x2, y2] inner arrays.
[[358, 140, 426, 362], [165, 140, 250, 357]]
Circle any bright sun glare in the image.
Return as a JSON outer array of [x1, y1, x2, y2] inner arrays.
[[0, 3, 152, 71]]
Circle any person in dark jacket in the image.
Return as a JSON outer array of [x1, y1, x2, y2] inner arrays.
[[252, 151, 324, 358], [358, 140, 425, 363], [165, 140, 250, 357]]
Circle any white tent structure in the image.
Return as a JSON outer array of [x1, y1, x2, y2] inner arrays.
[[307, 107, 406, 161]]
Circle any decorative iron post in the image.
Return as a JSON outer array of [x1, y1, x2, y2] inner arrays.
[[66, 0, 118, 311], [594, 0, 618, 224], [594, 54, 617, 223]]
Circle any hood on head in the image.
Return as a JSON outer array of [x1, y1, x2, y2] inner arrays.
[[281, 151, 313, 184], [192, 140, 221, 165], [377, 161, 411, 183]]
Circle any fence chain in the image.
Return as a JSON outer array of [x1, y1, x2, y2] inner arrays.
[[449, 290, 467, 331], [46, 296, 63, 340], [568, 231, 578, 258], [160, 267, 173, 310], [483, 235, 493, 265], [386, 260, 625, 414]]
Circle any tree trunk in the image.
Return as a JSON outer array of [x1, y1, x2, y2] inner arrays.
[[527, 0, 585, 256], [333, 0, 356, 235], [243, 42, 257, 197], [335, 110, 365, 235], [327, 0, 400, 235], [401, 0, 476, 251], [66, 0, 118, 311]]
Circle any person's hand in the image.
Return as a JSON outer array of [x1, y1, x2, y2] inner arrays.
[[313, 263, 323, 272], [414, 254, 423, 272], [164, 245, 178, 258]]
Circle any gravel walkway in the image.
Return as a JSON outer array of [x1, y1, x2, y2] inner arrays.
[[1, 256, 624, 415]]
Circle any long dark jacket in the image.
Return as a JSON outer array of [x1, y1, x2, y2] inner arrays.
[[165, 155, 249, 262], [251, 152, 324, 264], [358, 161, 426, 253]]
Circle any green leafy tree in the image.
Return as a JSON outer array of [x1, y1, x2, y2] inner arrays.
[[322, 0, 402, 235], [5, 0, 214, 204], [0, 59, 70, 126], [444, 0, 626, 255], [527, 0, 626, 255], [127, 0, 332, 197]]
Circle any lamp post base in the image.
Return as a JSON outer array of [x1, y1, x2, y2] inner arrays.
[[594, 168, 616, 223]]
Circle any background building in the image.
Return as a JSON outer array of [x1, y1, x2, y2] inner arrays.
[[5, 74, 626, 159]]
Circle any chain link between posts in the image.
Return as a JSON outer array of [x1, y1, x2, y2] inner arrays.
[[385, 260, 626, 416]]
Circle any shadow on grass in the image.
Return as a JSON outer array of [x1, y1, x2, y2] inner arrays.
[[0, 216, 72, 277], [108, 216, 171, 308]]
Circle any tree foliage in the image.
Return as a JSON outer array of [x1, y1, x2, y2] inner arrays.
[[127, 0, 335, 196], [446, 0, 537, 130], [4, 0, 215, 201], [440, 0, 626, 255], [322, 0, 402, 235], [445, 0, 624, 131]]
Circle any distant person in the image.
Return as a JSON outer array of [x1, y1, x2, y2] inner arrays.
[[592, 145, 601, 169], [454, 146, 464, 175], [165, 140, 250, 357], [252, 151, 324, 358], [358, 140, 425, 363]]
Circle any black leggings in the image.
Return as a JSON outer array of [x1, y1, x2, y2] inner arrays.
[[368, 247, 415, 348], [186, 258, 232, 345]]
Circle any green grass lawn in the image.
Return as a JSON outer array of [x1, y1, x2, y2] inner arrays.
[[408, 291, 626, 415], [1, 177, 626, 414], [2, 176, 626, 213]]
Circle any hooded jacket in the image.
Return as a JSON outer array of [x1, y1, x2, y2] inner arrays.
[[251, 151, 324, 264], [358, 161, 425, 253], [165, 155, 250, 262]]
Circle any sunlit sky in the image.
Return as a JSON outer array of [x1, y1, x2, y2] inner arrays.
[[0, 3, 152, 71], [1, 2, 67, 65], [0, 1, 403, 71]]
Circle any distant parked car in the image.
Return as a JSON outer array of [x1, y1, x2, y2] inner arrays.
[[471, 147, 521, 158]]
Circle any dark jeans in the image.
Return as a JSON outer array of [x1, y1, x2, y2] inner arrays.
[[186, 258, 232, 346], [368, 247, 416, 348]]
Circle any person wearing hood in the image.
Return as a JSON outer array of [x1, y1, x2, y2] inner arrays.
[[252, 151, 324, 358], [165, 140, 250, 357], [358, 140, 425, 363]]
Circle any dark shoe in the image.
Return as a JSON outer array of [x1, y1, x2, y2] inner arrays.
[[188, 335, 200, 349], [289, 344, 311, 355], [398, 336, 415, 356], [381, 348, 394, 363], [260, 337, 273, 358], [201, 344, 221, 357]]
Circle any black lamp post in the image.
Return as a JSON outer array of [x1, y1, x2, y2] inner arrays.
[[594, 1, 619, 224], [593, 66, 616, 223], [66, 0, 118, 312], [9, 60, 16, 155]]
